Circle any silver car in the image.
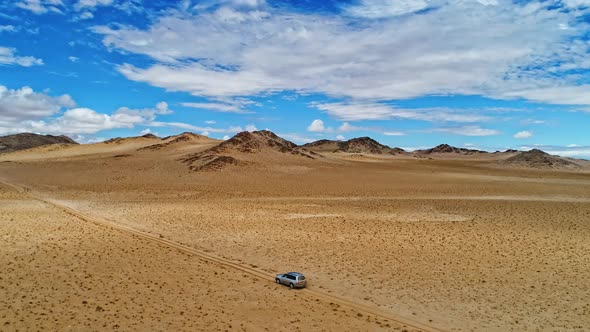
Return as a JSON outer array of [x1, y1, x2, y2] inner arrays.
[[275, 272, 307, 289]]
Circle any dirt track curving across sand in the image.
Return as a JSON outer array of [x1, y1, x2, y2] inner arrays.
[[1, 180, 442, 332]]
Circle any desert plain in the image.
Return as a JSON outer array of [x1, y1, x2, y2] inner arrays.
[[1, 132, 589, 331]]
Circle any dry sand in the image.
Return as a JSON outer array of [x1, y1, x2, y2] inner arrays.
[[1, 137, 589, 331]]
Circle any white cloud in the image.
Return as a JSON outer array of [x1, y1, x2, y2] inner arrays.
[[314, 102, 491, 122], [277, 133, 315, 144], [345, 0, 430, 18], [0, 47, 43, 67], [149, 121, 245, 135], [223, 135, 230, 140], [307, 119, 325, 132], [205, 120, 216, 124], [503, 85, 590, 105], [27, 107, 150, 134], [201, 131, 209, 136], [79, 11, 94, 19], [0, 85, 74, 125], [93, 1, 590, 106], [155, 101, 172, 114], [0, 85, 248, 137], [513, 130, 533, 139], [245, 124, 257, 132], [431, 126, 500, 136], [383, 131, 405, 136], [338, 122, 355, 132], [74, 0, 113, 11], [16, 0, 64, 14], [68, 56, 79, 62], [563, 0, 590, 8], [0, 25, 16, 32], [140, 128, 155, 135], [181, 101, 251, 113], [336, 135, 345, 141]]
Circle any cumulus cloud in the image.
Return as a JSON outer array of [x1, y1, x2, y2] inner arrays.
[[0, 87, 175, 135], [0, 85, 74, 125], [513, 130, 533, 139], [336, 135, 345, 141], [307, 119, 325, 132], [155, 101, 172, 114], [28, 107, 147, 134], [0, 85, 253, 138], [0, 47, 43, 67], [68, 56, 79, 62], [338, 122, 366, 132], [94, 1, 589, 107]]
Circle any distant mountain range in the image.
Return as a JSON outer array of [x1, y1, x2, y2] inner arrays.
[[0, 131, 584, 171], [302, 137, 405, 154]]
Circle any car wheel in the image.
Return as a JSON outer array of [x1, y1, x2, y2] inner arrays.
[[289, 283, 294, 289], [276, 279, 281, 284]]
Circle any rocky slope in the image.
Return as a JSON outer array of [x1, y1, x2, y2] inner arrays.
[[303, 137, 405, 154], [181, 130, 318, 171], [0, 133, 78, 154], [416, 144, 487, 155], [138, 132, 212, 151], [500, 149, 580, 169]]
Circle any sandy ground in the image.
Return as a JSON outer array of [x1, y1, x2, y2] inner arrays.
[[1, 139, 589, 331], [0, 183, 416, 332]]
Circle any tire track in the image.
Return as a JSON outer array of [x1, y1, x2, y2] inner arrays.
[[1, 180, 445, 332]]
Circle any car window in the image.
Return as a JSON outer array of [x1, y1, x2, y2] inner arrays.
[[297, 276, 305, 281], [287, 275, 295, 280]]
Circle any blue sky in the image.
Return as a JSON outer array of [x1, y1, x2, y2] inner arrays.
[[1, 0, 590, 157]]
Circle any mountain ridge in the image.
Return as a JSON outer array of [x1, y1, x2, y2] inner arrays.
[[0, 133, 78, 154]]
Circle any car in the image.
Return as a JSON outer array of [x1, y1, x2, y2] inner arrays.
[[275, 272, 307, 289]]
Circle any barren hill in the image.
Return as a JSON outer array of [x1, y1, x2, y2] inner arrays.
[[416, 144, 487, 155], [181, 130, 318, 171], [500, 149, 580, 169], [0, 133, 78, 154], [303, 137, 405, 154], [138, 132, 214, 151], [103, 134, 160, 145]]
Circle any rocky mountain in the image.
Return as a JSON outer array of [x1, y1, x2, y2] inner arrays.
[[138, 132, 213, 151], [416, 144, 487, 155], [303, 137, 405, 154], [0, 133, 78, 154], [500, 149, 580, 169], [181, 130, 318, 171]]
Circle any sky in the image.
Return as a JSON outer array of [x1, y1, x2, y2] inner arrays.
[[1, 0, 590, 157]]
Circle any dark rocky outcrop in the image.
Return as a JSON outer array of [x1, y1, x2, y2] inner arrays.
[[0, 133, 78, 154]]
